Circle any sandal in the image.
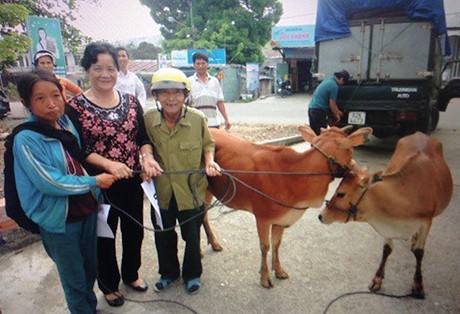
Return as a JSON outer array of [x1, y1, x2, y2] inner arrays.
[[104, 292, 124, 307], [185, 278, 201, 295], [153, 278, 176, 293]]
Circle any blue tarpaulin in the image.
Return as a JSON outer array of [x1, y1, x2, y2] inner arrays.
[[315, 0, 448, 43]]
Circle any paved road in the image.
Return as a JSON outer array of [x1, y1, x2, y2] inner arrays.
[[145, 93, 310, 125], [1, 95, 459, 314]]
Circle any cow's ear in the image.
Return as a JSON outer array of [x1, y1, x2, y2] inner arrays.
[[298, 126, 317, 143], [345, 127, 373, 147]]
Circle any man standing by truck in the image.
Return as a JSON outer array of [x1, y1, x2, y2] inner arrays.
[[308, 70, 349, 135]]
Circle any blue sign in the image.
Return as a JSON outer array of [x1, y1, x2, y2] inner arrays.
[[172, 49, 227, 67], [272, 25, 315, 48], [284, 48, 315, 59], [188, 49, 226, 66]]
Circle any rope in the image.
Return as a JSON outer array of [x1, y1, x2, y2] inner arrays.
[[105, 166, 337, 232], [322, 290, 413, 314]]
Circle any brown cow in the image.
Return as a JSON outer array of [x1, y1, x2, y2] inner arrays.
[[207, 125, 372, 288], [319, 132, 453, 299]]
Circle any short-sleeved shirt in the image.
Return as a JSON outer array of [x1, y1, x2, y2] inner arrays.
[[58, 77, 83, 100], [308, 76, 339, 111], [188, 73, 224, 127], [144, 106, 215, 210], [115, 70, 147, 108]]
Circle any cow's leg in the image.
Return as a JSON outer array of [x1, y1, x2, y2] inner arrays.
[[271, 224, 289, 280], [202, 190, 223, 252], [369, 238, 393, 292], [256, 219, 273, 288], [410, 223, 431, 299]]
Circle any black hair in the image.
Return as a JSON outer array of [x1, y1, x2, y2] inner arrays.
[[334, 70, 350, 82], [192, 52, 208, 63], [116, 47, 129, 58], [80, 42, 119, 71], [16, 69, 63, 108]]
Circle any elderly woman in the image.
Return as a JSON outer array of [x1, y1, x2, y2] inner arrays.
[[66, 42, 161, 307], [13, 69, 115, 313], [145, 68, 221, 295]]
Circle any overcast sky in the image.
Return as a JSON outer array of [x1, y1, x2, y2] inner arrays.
[[72, 0, 460, 42]]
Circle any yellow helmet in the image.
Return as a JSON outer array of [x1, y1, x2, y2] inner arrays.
[[150, 67, 191, 93]]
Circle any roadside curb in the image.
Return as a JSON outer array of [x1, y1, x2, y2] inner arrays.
[[258, 135, 303, 146]]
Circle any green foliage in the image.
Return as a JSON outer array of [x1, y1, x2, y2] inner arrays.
[[126, 42, 162, 60], [0, 4, 31, 70], [4, 82, 20, 101], [141, 0, 283, 64]]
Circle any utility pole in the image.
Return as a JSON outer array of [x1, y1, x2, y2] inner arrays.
[[189, 0, 195, 49]]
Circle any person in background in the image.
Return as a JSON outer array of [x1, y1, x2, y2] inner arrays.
[[66, 42, 162, 307], [13, 69, 116, 313], [188, 52, 231, 130], [34, 50, 83, 100], [145, 67, 221, 295], [307, 69, 349, 135], [115, 47, 147, 108]]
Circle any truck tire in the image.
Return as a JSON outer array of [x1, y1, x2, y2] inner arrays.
[[430, 107, 439, 131]]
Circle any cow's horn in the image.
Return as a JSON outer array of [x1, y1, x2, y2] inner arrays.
[[341, 125, 354, 134]]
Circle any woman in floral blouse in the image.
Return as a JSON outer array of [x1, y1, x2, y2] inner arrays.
[[66, 42, 162, 307]]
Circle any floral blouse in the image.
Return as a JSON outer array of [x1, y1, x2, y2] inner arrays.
[[66, 92, 150, 172]]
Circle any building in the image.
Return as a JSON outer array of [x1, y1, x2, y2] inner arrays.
[[270, 25, 316, 93]]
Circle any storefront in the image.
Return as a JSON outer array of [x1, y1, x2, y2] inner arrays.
[[271, 25, 315, 93]]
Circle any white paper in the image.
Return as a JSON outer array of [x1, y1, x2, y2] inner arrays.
[[141, 181, 163, 230], [97, 204, 114, 239]]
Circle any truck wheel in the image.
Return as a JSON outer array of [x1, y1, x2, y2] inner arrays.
[[430, 107, 439, 131]]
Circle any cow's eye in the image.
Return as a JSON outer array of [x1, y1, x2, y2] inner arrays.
[[336, 192, 345, 198]]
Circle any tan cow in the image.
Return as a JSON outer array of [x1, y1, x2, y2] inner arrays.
[[319, 132, 453, 299], [207, 125, 372, 288]]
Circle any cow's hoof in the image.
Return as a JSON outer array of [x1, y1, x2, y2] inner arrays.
[[275, 269, 289, 280], [209, 241, 223, 252], [411, 284, 425, 299], [261, 278, 274, 289], [368, 277, 383, 292]]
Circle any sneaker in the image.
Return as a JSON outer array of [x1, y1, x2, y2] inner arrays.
[[185, 278, 201, 295], [153, 278, 176, 293]]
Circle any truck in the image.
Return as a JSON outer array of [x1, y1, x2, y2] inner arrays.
[[315, 0, 460, 138]]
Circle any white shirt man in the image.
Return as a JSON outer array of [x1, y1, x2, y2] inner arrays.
[[115, 48, 147, 108], [188, 52, 231, 129]]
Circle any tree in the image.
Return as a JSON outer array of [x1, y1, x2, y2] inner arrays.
[[141, 0, 283, 64], [0, 3, 31, 71], [131, 42, 162, 60]]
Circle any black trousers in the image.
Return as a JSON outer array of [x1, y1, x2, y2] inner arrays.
[[308, 108, 329, 135], [97, 176, 144, 294], [151, 194, 204, 282]]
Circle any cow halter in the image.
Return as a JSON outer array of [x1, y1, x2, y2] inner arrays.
[[311, 143, 350, 178], [325, 184, 369, 223]]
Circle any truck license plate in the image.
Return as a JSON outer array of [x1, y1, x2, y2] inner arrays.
[[348, 111, 366, 125]]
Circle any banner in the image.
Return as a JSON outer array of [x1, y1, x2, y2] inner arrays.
[[246, 63, 259, 92], [171, 49, 226, 67], [27, 16, 66, 76]]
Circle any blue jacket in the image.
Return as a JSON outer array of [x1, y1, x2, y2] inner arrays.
[[13, 114, 101, 233]]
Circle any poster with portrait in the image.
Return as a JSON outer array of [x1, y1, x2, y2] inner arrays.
[[246, 63, 259, 92], [26, 16, 66, 76]]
